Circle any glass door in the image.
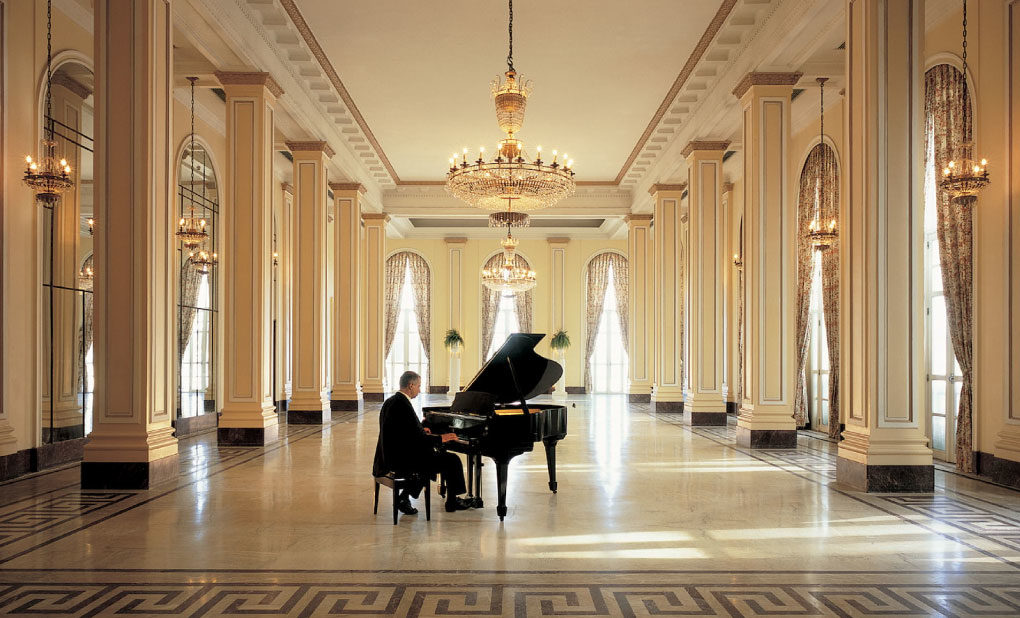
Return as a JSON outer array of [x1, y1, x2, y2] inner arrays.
[[925, 232, 959, 462], [805, 253, 830, 431]]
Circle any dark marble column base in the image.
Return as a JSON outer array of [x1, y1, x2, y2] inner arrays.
[[81, 453, 180, 490], [275, 400, 289, 413], [218, 424, 279, 446], [0, 450, 32, 482], [34, 437, 88, 469], [726, 401, 740, 415], [628, 393, 651, 403], [427, 386, 449, 394], [173, 412, 218, 438], [654, 401, 684, 413], [836, 458, 934, 492], [288, 409, 327, 424], [685, 411, 728, 426], [362, 392, 385, 402], [977, 451, 1020, 490], [565, 386, 586, 395], [41, 424, 85, 443], [330, 399, 360, 411], [736, 427, 797, 449]]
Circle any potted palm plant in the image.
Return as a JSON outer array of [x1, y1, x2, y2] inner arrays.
[[444, 329, 464, 394], [549, 330, 571, 401]]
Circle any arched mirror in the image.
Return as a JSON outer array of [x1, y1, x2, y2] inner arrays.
[[176, 141, 219, 425], [40, 61, 94, 444]]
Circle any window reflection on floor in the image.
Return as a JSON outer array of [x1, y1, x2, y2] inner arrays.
[[588, 394, 630, 497]]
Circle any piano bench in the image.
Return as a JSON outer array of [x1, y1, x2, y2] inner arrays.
[[373, 474, 430, 525]]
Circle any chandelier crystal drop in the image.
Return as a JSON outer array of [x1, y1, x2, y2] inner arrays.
[[481, 227, 537, 293], [488, 197, 530, 228], [940, 0, 989, 202], [23, 0, 74, 205], [807, 77, 838, 252], [445, 0, 576, 212]]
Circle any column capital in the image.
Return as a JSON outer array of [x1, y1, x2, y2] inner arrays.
[[681, 141, 730, 158], [282, 182, 294, 195], [286, 140, 336, 158], [648, 183, 688, 196], [625, 213, 654, 224], [215, 71, 284, 97], [444, 236, 468, 245], [547, 237, 571, 246], [731, 72, 802, 99], [362, 212, 389, 223], [722, 181, 735, 192], [328, 182, 366, 194]]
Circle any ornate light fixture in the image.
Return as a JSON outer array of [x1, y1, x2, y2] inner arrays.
[[939, 0, 989, 202], [86, 217, 94, 236], [732, 253, 743, 271], [176, 77, 209, 249], [23, 0, 74, 205], [481, 226, 536, 293], [807, 77, 838, 251], [272, 251, 280, 267], [188, 246, 218, 275], [445, 0, 575, 212], [488, 198, 530, 228], [78, 264, 94, 284]]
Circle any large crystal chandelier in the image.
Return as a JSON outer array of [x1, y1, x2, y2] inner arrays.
[[23, 0, 74, 205], [481, 225, 536, 293], [445, 0, 576, 213], [939, 0, 989, 203], [807, 77, 838, 251], [177, 77, 209, 249]]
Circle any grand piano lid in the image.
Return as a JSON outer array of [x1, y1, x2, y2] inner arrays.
[[462, 333, 563, 403]]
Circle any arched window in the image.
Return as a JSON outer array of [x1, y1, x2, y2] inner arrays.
[[923, 63, 974, 467], [795, 142, 840, 438], [481, 251, 533, 360], [585, 252, 629, 393], [384, 252, 431, 390], [177, 141, 219, 419]]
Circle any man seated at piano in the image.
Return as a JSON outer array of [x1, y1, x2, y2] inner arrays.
[[372, 370, 474, 514]]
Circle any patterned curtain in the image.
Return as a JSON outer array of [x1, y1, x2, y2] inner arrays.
[[612, 255, 629, 353], [925, 64, 975, 472], [480, 285, 501, 359], [819, 148, 841, 440], [584, 254, 613, 390], [383, 252, 409, 360], [794, 144, 839, 429], [514, 255, 534, 333], [179, 261, 205, 361], [405, 253, 431, 369], [737, 218, 744, 405], [76, 255, 94, 392]]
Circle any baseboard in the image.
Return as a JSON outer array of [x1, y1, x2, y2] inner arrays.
[[565, 386, 586, 395], [173, 411, 218, 438], [428, 386, 449, 394], [0, 437, 88, 483], [976, 451, 1020, 490]]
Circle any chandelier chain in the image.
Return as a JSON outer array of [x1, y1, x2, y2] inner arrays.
[[961, 0, 968, 77], [506, 0, 514, 73], [189, 77, 196, 192], [45, 0, 53, 139], [819, 79, 824, 148]]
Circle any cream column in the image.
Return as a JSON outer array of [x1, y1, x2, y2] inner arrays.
[[445, 237, 467, 393], [650, 185, 686, 411], [548, 237, 569, 399], [273, 182, 294, 410], [82, 0, 178, 488], [329, 183, 363, 410], [721, 182, 739, 414], [732, 72, 801, 448], [835, 0, 932, 491], [361, 213, 388, 400], [682, 142, 729, 426], [216, 72, 282, 445], [627, 215, 654, 402], [45, 78, 90, 441], [287, 141, 334, 423]]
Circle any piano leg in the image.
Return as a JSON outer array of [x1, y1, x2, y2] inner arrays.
[[543, 437, 560, 493], [466, 453, 474, 498], [473, 456, 484, 508], [495, 459, 510, 521]]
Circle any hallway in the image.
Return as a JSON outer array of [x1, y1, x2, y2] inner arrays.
[[0, 396, 1018, 616]]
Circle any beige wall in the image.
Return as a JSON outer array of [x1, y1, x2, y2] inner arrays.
[[385, 236, 627, 390]]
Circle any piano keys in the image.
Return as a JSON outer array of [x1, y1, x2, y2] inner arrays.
[[423, 333, 568, 521]]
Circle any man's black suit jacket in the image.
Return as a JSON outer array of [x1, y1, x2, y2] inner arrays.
[[372, 392, 434, 478]]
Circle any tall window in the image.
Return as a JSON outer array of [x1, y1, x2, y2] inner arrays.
[[385, 263, 429, 390], [805, 253, 830, 429], [486, 292, 519, 360], [590, 262, 629, 393], [177, 142, 218, 419]]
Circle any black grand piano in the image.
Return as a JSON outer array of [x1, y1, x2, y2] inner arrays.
[[423, 333, 568, 521]]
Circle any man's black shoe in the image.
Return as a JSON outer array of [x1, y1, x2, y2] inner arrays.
[[445, 496, 472, 512], [396, 497, 418, 515]]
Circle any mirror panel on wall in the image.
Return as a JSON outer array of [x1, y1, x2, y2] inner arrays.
[[176, 142, 219, 422], [40, 63, 94, 444]]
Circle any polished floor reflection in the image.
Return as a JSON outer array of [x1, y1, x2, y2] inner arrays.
[[0, 397, 1018, 616]]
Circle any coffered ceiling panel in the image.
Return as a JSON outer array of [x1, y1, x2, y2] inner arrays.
[[292, 0, 723, 182]]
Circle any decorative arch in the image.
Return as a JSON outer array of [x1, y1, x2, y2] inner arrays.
[[794, 141, 840, 436], [35, 52, 94, 142], [582, 251, 629, 392], [384, 251, 431, 370], [480, 248, 533, 360]]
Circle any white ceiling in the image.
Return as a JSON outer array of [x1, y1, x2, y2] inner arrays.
[[293, 0, 724, 182]]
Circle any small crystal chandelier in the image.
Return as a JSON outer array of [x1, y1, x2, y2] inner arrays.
[[732, 253, 743, 271], [445, 0, 576, 212], [23, 0, 74, 205], [86, 217, 94, 236], [176, 77, 209, 249], [188, 245, 218, 275], [79, 264, 94, 284], [807, 77, 838, 252], [481, 226, 536, 293], [939, 0, 989, 203]]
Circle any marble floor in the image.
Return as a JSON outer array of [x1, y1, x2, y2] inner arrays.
[[0, 396, 1018, 617]]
